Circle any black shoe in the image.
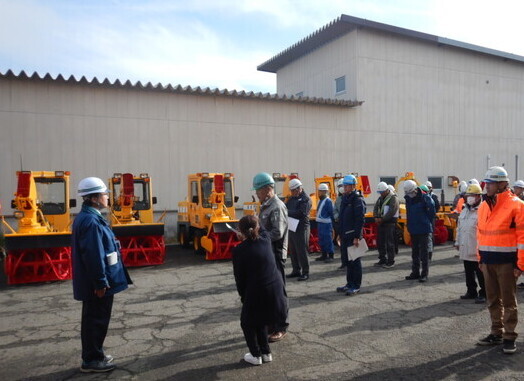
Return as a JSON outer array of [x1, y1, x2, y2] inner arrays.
[[336, 285, 350, 293], [475, 296, 486, 304], [460, 293, 476, 300], [286, 272, 301, 278], [374, 261, 386, 267], [315, 255, 327, 261], [382, 263, 395, 269], [405, 274, 420, 280], [419, 276, 428, 283], [297, 273, 309, 281], [503, 339, 517, 354], [80, 361, 116, 373], [477, 334, 503, 346]]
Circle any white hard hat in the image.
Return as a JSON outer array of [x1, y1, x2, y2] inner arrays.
[[458, 181, 468, 193], [288, 178, 303, 190], [468, 178, 480, 185], [514, 180, 524, 189], [403, 180, 418, 194], [78, 177, 108, 197], [425, 181, 432, 188], [318, 183, 329, 191], [484, 166, 509, 183], [376, 182, 388, 193], [337, 179, 344, 188], [387, 185, 396, 194]]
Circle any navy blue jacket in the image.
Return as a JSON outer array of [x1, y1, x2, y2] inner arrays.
[[232, 229, 287, 326], [405, 189, 436, 235], [285, 190, 312, 229], [72, 205, 132, 301], [339, 191, 366, 243]]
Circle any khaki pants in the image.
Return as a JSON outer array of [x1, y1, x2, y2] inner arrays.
[[482, 263, 518, 340]]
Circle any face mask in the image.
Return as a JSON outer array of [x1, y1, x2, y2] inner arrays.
[[407, 192, 417, 198], [466, 196, 478, 205]]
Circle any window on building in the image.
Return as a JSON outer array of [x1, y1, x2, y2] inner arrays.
[[335, 76, 346, 94], [295, 91, 304, 97], [379, 176, 396, 186], [427, 176, 443, 190]]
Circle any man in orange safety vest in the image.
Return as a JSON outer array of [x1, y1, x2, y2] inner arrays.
[[476, 166, 524, 354]]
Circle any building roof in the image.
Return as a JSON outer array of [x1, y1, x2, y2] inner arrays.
[[258, 14, 524, 73], [0, 69, 362, 108]]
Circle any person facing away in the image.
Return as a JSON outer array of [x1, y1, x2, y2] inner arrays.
[[476, 166, 524, 354], [252, 172, 289, 343], [403, 180, 435, 283], [454, 183, 486, 304], [285, 178, 312, 281], [373, 182, 399, 269], [336, 175, 366, 296], [232, 215, 287, 366], [72, 177, 132, 373], [314, 183, 335, 263]]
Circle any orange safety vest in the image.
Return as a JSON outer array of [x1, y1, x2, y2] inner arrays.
[[453, 197, 465, 214], [477, 189, 524, 269]]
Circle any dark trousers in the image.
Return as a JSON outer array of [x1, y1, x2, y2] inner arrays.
[[81, 295, 113, 363], [464, 260, 486, 297], [273, 254, 289, 333], [410, 234, 430, 277], [289, 225, 310, 275], [241, 323, 270, 357], [341, 237, 362, 289], [377, 223, 396, 265]]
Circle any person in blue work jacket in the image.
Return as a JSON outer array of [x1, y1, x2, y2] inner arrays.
[[403, 180, 436, 283], [72, 177, 132, 373], [336, 175, 366, 296], [314, 183, 335, 263]]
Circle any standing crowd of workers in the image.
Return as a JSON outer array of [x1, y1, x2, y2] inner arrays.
[[70, 166, 524, 372]]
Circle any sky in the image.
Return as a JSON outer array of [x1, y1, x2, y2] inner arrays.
[[1, 0, 524, 94]]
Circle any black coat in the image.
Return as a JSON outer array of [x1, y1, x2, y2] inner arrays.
[[232, 230, 287, 327]]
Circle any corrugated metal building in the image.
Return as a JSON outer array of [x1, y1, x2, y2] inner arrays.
[[1, 14, 523, 238]]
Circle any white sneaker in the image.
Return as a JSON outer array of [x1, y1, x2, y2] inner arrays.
[[244, 353, 262, 365], [262, 353, 273, 363]]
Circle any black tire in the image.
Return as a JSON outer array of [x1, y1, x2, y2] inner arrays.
[[193, 230, 205, 255], [178, 226, 190, 248]]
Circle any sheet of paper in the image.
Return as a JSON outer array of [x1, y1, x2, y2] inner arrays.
[[382, 205, 389, 216], [287, 217, 299, 232], [347, 238, 369, 261]]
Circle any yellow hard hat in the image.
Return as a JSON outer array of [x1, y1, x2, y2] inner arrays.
[[465, 184, 482, 195]]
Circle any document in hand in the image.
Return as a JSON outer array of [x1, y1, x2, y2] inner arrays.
[[347, 239, 369, 261], [287, 217, 299, 232]]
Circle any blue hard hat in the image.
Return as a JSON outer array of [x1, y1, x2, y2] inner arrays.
[[343, 175, 357, 185], [252, 172, 275, 190]]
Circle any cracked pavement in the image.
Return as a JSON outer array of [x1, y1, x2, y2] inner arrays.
[[1, 244, 524, 380]]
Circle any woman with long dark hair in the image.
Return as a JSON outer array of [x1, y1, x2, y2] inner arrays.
[[232, 215, 287, 365]]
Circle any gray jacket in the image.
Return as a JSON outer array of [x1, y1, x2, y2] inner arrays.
[[373, 192, 400, 223], [259, 195, 288, 261]]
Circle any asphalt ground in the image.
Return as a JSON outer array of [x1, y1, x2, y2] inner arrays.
[[1, 243, 524, 381]]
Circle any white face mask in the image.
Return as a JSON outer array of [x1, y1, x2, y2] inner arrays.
[[407, 191, 417, 198], [466, 196, 478, 205]]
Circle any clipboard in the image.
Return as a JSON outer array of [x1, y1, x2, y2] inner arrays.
[[347, 239, 369, 261], [287, 217, 299, 232]]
